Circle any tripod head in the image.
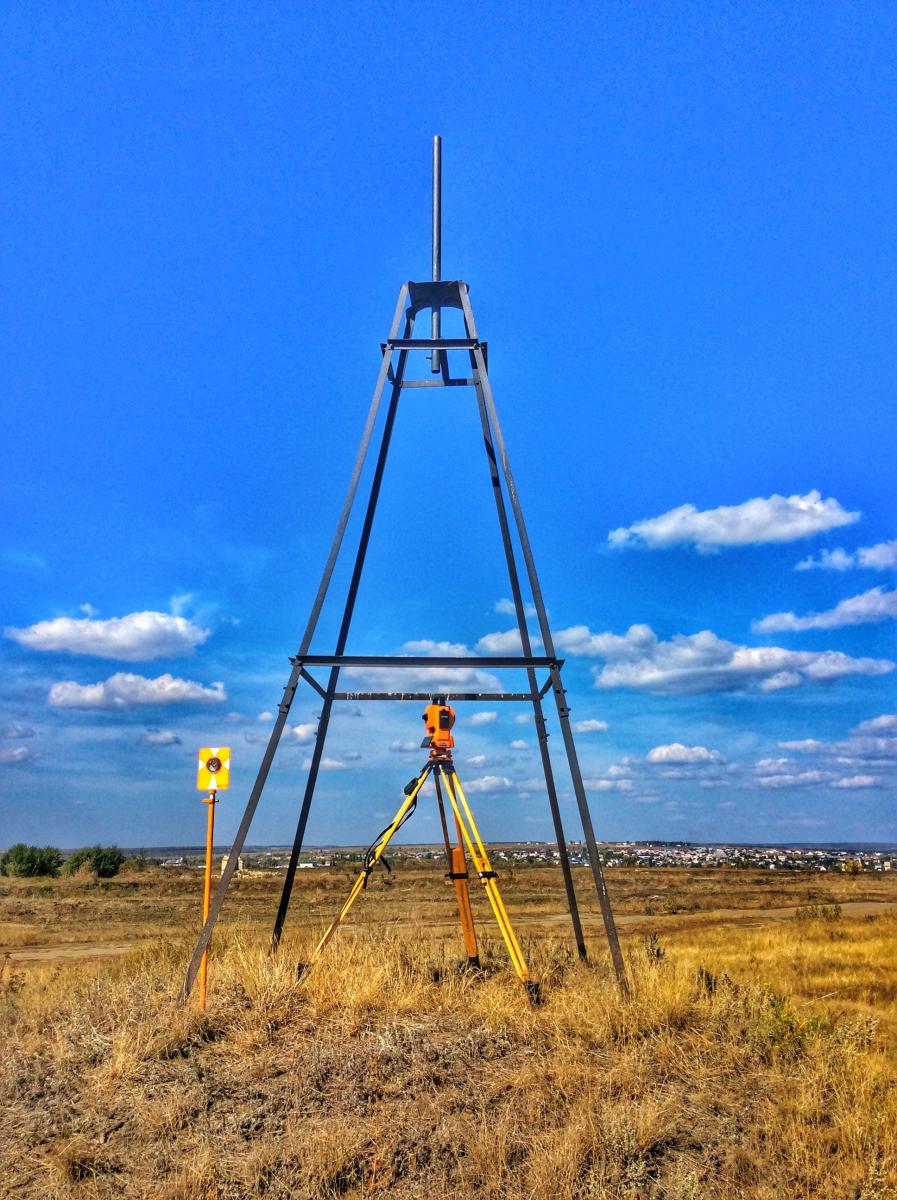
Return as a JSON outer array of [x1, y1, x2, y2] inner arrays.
[[421, 696, 455, 757]]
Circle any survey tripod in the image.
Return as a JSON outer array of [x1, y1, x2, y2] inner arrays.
[[181, 137, 629, 1003], [308, 700, 536, 997]]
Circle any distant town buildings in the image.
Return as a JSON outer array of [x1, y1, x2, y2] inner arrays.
[[157, 842, 892, 873]]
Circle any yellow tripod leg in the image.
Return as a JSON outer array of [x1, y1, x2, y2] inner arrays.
[[309, 762, 432, 964], [441, 768, 531, 984]]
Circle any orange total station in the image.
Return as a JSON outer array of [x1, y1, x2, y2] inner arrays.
[[421, 698, 455, 756]]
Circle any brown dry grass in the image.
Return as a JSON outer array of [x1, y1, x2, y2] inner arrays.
[[1, 867, 895, 1199]]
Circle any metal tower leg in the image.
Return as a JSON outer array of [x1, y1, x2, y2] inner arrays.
[[471, 376, 587, 960], [180, 287, 409, 1000], [459, 285, 629, 995], [270, 330, 414, 949]]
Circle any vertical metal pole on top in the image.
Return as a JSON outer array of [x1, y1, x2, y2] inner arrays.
[[431, 134, 442, 373]]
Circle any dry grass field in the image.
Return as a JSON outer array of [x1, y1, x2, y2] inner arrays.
[[1, 864, 896, 1198]]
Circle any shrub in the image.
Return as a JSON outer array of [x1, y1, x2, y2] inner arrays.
[[0, 843, 62, 877], [794, 903, 842, 923], [121, 853, 149, 872], [63, 845, 126, 879]]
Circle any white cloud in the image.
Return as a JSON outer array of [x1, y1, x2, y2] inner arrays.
[[832, 775, 880, 789], [778, 739, 826, 754], [5, 611, 210, 661], [301, 756, 345, 771], [753, 587, 897, 633], [510, 739, 528, 750], [466, 754, 489, 768], [495, 598, 538, 618], [79, 602, 99, 618], [48, 673, 226, 710], [389, 739, 419, 753], [777, 717, 897, 767], [463, 775, 515, 793], [797, 538, 897, 572], [476, 629, 525, 654], [0, 746, 35, 765], [755, 757, 797, 774], [584, 777, 635, 792], [572, 719, 609, 733], [344, 639, 501, 692], [514, 713, 531, 725], [470, 711, 498, 726], [1, 723, 35, 739], [554, 623, 893, 695], [757, 770, 829, 789], [285, 723, 317, 744], [402, 639, 470, 656], [647, 743, 724, 764], [608, 490, 858, 552], [855, 714, 897, 734], [138, 729, 182, 747], [257, 711, 273, 722]]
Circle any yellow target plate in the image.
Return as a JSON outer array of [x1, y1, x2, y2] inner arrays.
[[197, 746, 231, 791]]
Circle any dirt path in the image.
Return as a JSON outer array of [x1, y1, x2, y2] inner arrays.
[[3, 939, 153, 964], [4, 899, 894, 964]]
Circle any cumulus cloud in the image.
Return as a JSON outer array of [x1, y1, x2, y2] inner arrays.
[[285, 723, 317, 744], [753, 587, 897, 633], [797, 538, 897, 572], [855, 714, 897, 734], [463, 775, 515, 793], [48, 673, 226, 710], [5, 611, 210, 661], [476, 629, 528, 654], [137, 729, 182, 747], [778, 739, 826, 754], [257, 711, 273, 722], [0, 745, 35, 765], [389, 739, 419, 753], [343, 640, 501, 692], [301, 756, 345, 771], [495, 598, 538, 618], [1, 723, 35, 739], [777, 716, 897, 767], [584, 777, 635, 793], [756, 770, 829, 789], [470, 711, 498, 726], [646, 743, 724, 764], [832, 775, 880, 789], [572, 719, 609, 733], [554, 623, 893, 695], [608, 491, 858, 552], [510, 739, 528, 751]]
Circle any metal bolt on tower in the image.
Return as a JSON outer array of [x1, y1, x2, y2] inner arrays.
[[182, 137, 629, 1000]]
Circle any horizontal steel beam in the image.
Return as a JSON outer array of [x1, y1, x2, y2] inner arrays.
[[399, 378, 474, 388], [292, 654, 562, 669], [387, 337, 478, 350], [331, 691, 539, 702]]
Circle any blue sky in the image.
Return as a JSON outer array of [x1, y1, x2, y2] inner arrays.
[[1, 2, 895, 849]]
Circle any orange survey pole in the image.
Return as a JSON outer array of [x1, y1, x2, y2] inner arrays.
[[198, 789, 217, 1011], [195, 747, 231, 1011]]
